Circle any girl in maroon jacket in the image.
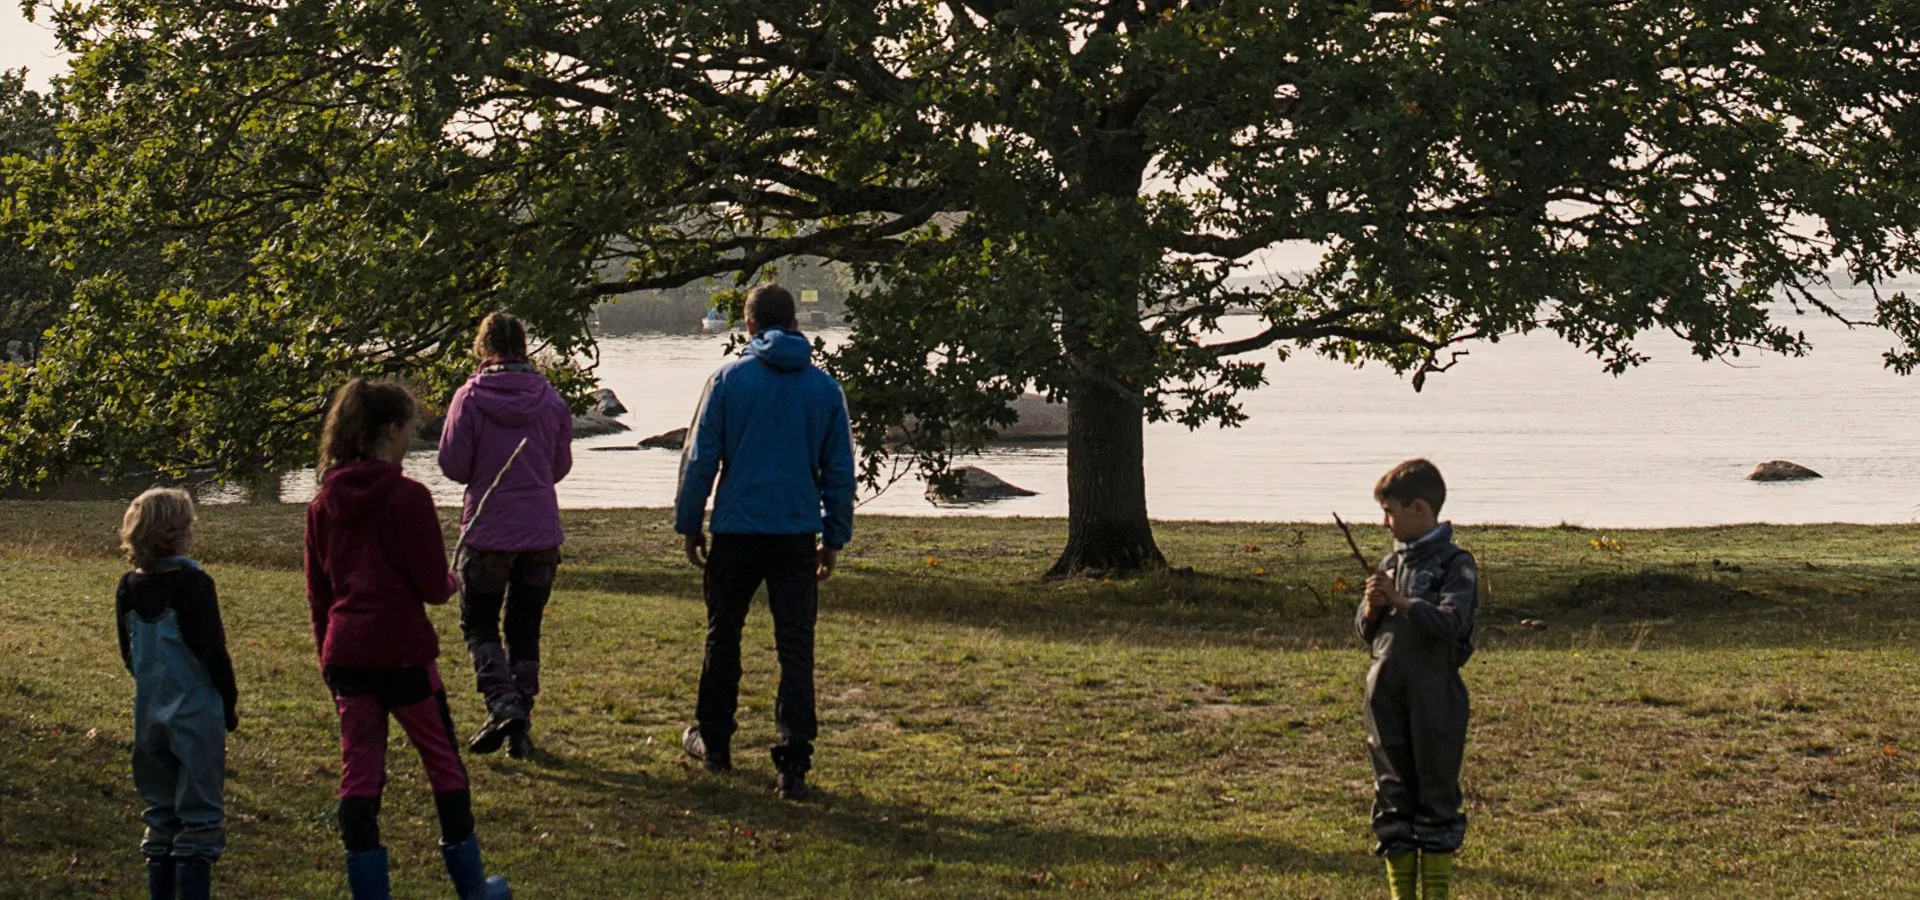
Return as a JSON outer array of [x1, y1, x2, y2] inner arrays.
[[305, 379, 510, 900]]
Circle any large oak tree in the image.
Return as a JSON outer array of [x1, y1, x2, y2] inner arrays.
[[0, 69, 66, 362], [6, 0, 1918, 572]]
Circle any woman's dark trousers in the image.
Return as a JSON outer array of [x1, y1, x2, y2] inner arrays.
[[459, 548, 560, 723]]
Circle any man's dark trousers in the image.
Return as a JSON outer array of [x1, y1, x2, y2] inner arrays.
[[695, 533, 819, 774]]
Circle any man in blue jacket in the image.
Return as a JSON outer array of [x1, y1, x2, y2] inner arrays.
[[674, 283, 856, 801]]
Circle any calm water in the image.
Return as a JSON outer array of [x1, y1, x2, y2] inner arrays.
[[272, 290, 1920, 527]]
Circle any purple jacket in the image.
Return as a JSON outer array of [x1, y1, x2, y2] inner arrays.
[[437, 365, 573, 552]]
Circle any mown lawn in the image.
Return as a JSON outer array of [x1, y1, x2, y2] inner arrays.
[[3, 501, 1919, 898]]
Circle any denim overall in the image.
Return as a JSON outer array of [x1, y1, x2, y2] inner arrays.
[[127, 558, 226, 861]]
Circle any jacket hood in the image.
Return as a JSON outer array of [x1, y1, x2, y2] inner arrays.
[[462, 369, 556, 426], [319, 460, 409, 526], [745, 328, 812, 372], [1395, 522, 1453, 555]]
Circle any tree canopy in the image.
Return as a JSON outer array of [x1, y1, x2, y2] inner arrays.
[[0, 68, 66, 363], [5, 0, 1917, 571]]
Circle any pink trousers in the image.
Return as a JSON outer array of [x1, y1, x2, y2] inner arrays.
[[334, 663, 468, 799]]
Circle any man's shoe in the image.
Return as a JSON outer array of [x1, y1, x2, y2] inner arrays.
[[468, 708, 528, 756], [682, 725, 731, 771], [506, 730, 534, 760], [774, 770, 809, 801]]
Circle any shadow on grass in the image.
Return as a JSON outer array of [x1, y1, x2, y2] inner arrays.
[[0, 709, 136, 897], [1476, 563, 1920, 651], [503, 748, 1557, 893], [561, 566, 703, 601], [561, 564, 1357, 650], [572, 557, 1920, 653], [1537, 570, 1769, 618], [329, 544, 1897, 655]]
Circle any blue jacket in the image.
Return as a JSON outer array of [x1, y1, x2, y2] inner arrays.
[[674, 328, 856, 548]]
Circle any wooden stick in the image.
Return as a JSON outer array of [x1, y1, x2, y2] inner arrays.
[[1332, 512, 1376, 576], [455, 437, 529, 559]]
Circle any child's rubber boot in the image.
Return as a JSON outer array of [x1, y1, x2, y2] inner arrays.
[[1420, 851, 1455, 900], [1384, 852, 1418, 900], [440, 832, 511, 899], [345, 848, 391, 900], [146, 857, 176, 900], [174, 858, 212, 900]]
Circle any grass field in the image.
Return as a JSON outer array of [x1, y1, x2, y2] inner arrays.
[[3, 501, 1920, 897]]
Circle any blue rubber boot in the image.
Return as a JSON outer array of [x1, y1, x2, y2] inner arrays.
[[345, 848, 391, 900], [146, 857, 175, 900], [440, 833, 511, 899], [174, 859, 211, 900]]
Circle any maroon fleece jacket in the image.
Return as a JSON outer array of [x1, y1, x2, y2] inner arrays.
[[304, 460, 454, 669]]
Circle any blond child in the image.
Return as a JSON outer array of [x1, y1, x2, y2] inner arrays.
[[117, 489, 238, 900]]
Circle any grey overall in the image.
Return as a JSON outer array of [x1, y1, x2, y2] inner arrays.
[[1355, 524, 1476, 856], [127, 605, 227, 861]]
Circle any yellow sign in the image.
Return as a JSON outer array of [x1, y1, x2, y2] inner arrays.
[[801, 289, 820, 304]]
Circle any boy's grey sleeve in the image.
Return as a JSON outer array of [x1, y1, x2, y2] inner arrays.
[[1354, 552, 1394, 645], [1404, 550, 1476, 644], [1355, 598, 1382, 645]]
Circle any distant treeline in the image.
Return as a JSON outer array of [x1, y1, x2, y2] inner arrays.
[[593, 257, 855, 335]]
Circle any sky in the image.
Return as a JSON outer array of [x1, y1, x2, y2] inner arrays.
[[2, 3, 66, 90]]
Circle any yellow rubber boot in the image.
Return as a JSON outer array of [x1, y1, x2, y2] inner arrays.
[[1420, 851, 1454, 899], [1384, 852, 1418, 899]]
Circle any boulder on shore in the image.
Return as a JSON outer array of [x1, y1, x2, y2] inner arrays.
[[592, 388, 627, 417], [890, 393, 1069, 445], [1748, 460, 1822, 482], [415, 406, 630, 448], [998, 394, 1068, 441], [638, 428, 689, 450], [572, 411, 631, 439], [926, 466, 1039, 506]]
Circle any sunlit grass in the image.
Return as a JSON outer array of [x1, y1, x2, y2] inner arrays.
[[4, 502, 1919, 897]]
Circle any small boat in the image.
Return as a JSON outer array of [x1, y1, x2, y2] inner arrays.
[[701, 309, 729, 334]]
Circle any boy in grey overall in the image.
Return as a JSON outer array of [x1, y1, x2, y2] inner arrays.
[[1357, 459, 1475, 900], [117, 489, 238, 900]]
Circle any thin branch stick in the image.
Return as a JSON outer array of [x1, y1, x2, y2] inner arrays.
[[1332, 512, 1376, 576], [455, 437, 530, 559]]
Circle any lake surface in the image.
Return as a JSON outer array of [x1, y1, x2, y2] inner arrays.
[[271, 289, 1920, 528]]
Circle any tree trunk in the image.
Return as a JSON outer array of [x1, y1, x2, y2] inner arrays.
[[1047, 374, 1166, 577]]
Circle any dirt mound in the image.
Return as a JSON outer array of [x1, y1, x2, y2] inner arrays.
[[1543, 570, 1760, 618]]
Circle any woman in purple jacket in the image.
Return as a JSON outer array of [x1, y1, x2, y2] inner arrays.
[[439, 312, 573, 758]]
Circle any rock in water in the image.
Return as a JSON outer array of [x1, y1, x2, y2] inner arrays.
[[573, 411, 631, 439], [638, 428, 688, 450], [1748, 460, 1822, 482], [926, 466, 1039, 506], [592, 388, 628, 417], [887, 393, 1068, 445], [997, 394, 1068, 441], [417, 408, 629, 445]]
